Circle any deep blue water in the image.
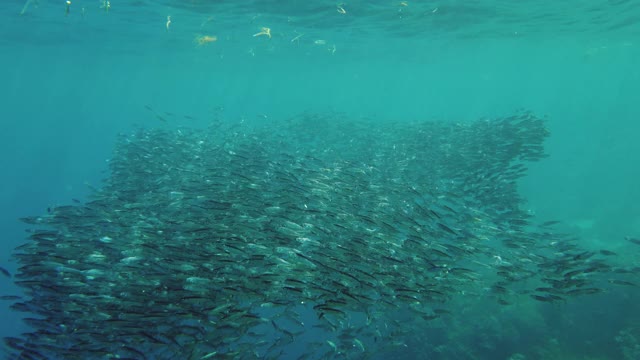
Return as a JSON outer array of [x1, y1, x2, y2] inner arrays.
[[1, 0, 639, 359]]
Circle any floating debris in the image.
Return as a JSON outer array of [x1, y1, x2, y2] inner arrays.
[[195, 35, 217, 46], [253, 27, 271, 38]]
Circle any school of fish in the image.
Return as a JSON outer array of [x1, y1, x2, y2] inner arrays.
[[3, 111, 639, 359]]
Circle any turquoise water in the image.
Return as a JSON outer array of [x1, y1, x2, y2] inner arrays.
[[1, 0, 639, 359]]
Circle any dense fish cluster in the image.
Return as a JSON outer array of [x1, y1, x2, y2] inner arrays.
[[5, 112, 638, 359]]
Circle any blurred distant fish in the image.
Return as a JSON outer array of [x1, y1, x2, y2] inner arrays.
[[599, 249, 617, 256], [626, 236, 640, 246], [531, 294, 563, 302], [608, 279, 637, 286], [0, 266, 11, 278], [143, 104, 167, 122]]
